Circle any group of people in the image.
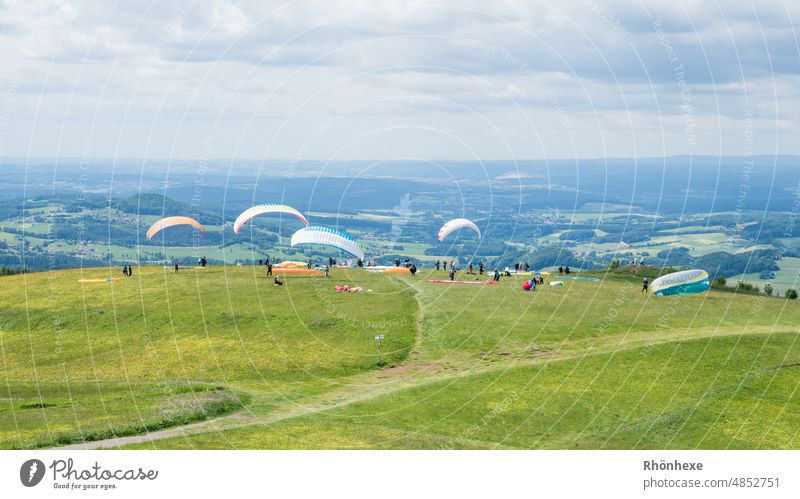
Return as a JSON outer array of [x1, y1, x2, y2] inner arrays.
[[558, 266, 571, 275], [435, 260, 460, 272], [513, 262, 530, 272], [121, 264, 133, 276], [465, 261, 485, 275], [523, 276, 546, 290]]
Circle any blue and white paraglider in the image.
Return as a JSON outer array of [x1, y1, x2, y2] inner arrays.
[[290, 226, 365, 260], [651, 269, 710, 296]]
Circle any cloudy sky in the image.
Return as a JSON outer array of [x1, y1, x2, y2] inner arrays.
[[0, 0, 797, 161]]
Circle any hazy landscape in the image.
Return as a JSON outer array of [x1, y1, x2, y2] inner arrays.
[[2, 155, 800, 449]]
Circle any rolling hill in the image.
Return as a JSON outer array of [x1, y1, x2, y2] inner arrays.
[[1, 265, 799, 449]]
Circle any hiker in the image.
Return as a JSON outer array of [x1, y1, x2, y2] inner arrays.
[[410, 263, 417, 276], [558, 266, 563, 275], [642, 278, 649, 293], [267, 262, 273, 276], [449, 268, 455, 281], [435, 260, 441, 271], [479, 261, 484, 275], [174, 262, 179, 273], [493, 269, 500, 282], [122, 264, 128, 276], [274, 277, 283, 286]]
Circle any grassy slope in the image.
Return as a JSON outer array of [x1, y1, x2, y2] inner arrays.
[[3, 265, 800, 449], [0, 266, 418, 447], [126, 269, 800, 449]]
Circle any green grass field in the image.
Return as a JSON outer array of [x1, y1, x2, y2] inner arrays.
[[1, 265, 800, 449]]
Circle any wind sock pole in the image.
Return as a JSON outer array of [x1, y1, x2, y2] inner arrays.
[[375, 334, 384, 366]]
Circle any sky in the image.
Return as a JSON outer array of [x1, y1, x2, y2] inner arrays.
[[0, 0, 798, 161]]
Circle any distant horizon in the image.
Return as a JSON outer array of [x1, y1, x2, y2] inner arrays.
[[3, 153, 800, 163]]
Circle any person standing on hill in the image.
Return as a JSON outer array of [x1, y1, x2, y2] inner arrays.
[[435, 260, 441, 271], [558, 266, 563, 275], [443, 261, 447, 271], [127, 264, 133, 277], [449, 267, 455, 281], [493, 269, 500, 282], [267, 262, 273, 276], [174, 262, 179, 273], [468, 262, 474, 274], [642, 278, 649, 293], [479, 261, 484, 275], [122, 264, 128, 277], [565, 266, 570, 275], [410, 263, 417, 276]]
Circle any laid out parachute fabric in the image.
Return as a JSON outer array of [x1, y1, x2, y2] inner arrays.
[[146, 216, 206, 240], [233, 204, 309, 234], [651, 269, 710, 296], [437, 218, 481, 241], [290, 226, 365, 260]]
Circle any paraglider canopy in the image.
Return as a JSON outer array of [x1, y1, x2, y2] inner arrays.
[[438, 218, 481, 241], [290, 226, 364, 260], [233, 203, 309, 234], [146, 216, 206, 240], [651, 269, 710, 296]]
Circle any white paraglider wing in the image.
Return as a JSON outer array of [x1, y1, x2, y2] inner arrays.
[[146, 216, 206, 240], [290, 226, 364, 260], [233, 204, 309, 234], [438, 218, 481, 241], [651, 269, 710, 296]]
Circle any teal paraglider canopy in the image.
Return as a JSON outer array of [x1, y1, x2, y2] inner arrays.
[[651, 269, 710, 296]]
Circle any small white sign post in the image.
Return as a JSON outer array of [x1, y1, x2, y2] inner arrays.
[[374, 334, 384, 365]]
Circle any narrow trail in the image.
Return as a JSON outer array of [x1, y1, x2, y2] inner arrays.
[[58, 326, 794, 449]]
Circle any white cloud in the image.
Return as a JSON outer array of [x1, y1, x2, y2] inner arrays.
[[0, 0, 797, 160]]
